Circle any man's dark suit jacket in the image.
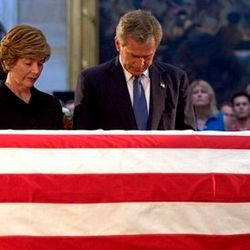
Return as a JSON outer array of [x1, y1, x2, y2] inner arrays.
[[73, 57, 195, 130]]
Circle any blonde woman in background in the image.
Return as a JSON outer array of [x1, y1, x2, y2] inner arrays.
[[188, 79, 228, 131]]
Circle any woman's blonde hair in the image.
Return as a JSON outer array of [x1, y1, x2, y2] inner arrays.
[[188, 79, 219, 116], [0, 24, 51, 72]]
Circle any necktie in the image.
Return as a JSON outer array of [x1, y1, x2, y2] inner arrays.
[[133, 76, 148, 130]]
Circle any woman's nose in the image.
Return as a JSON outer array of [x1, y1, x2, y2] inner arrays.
[[31, 63, 41, 74]]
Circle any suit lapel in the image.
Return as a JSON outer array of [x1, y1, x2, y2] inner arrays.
[[108, 58, 137, 129], [148, 65, 166, 130]]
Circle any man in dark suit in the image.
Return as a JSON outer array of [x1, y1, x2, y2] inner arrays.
[[73, 9, 195, 130]]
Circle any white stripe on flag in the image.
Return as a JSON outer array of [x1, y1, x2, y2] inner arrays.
[[0, 202, 250, 236], [0, 129, 250, 136], [0, 148, 249, 174]]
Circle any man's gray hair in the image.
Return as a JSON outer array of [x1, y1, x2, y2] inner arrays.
[[116, 9, 163, 47]]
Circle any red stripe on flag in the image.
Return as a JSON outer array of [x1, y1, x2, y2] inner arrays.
[[0, 173, 249, 203], [0, 134, 249, 149], [0, 234, 250, 250]]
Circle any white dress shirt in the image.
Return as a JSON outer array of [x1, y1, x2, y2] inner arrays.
[[119, 57, 150, 111]]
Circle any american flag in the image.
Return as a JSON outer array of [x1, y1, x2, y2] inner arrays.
[[0, 130, 249, 250]]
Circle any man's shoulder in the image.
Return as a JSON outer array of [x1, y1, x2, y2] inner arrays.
[[80, 57, 118, 77], [152, 60, 187, 76]]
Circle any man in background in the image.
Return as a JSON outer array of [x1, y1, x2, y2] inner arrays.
[[230, 92, 250, 131]]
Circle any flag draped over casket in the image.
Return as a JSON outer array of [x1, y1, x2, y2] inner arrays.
[[0, 130, 249, 250]]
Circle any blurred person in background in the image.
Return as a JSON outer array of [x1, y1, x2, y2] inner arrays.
[[230, 91, 250, 131], [0, 21, 6, 84], [220, 101, 235, 130], [245, 83, 250, 96], [188, 79, 229, 131]]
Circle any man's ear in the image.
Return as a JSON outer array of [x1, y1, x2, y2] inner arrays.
[[114, 36, 120, 53]]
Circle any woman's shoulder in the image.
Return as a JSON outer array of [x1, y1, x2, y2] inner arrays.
[[32, 88, 63, 116], [32, 88, 61, 104], [205, 112, 225, 131]]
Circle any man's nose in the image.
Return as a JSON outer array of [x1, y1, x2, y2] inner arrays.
[[136, 57, 145, 66]]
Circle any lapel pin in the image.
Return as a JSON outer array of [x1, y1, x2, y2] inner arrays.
[[160, 82, 166, 88]]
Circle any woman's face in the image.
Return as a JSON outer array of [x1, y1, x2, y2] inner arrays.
[[8, 58, 44, 88], [191, 85, 210, 107]]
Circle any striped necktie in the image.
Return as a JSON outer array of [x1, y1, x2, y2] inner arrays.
[[133, 76, 148, 130]]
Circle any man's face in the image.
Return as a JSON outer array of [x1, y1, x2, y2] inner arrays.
[[221, 104, 235, 126], [233, 96, 250, 119], [221, 105, 235, 119], [115, 36, 157, 76]]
